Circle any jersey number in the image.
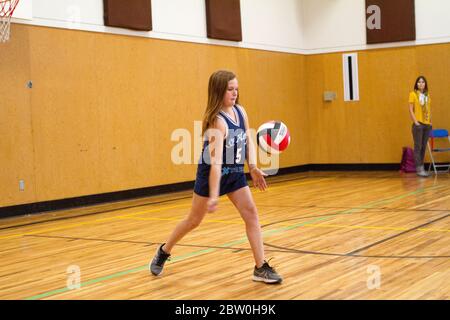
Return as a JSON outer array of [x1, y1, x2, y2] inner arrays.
[[236, 147, 242, 163]]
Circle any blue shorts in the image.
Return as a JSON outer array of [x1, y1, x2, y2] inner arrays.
[[193, 166, 248, 197]]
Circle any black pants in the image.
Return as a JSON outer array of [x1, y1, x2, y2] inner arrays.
[[412, 123, 432, 168]]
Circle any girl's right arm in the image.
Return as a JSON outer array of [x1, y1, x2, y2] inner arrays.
[[206, 118, 226, 213], [409, 103, 419, 126]]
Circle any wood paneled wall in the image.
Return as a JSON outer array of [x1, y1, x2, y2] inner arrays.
[[0, 24, 307, 207], [1, 24, 449, 208], [0, 26, 36, 207], [307, 44, 450, 164]]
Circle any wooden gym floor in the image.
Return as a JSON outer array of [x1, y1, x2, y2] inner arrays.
[[0, 171, 449, 300]]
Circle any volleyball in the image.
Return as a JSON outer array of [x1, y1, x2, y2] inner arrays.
[[256, 121, 291, 154]]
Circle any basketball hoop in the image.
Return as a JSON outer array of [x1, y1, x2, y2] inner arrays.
[[0, 0, 19, 42]]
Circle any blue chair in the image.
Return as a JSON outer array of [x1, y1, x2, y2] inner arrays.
[[427, 129, 450, 174]]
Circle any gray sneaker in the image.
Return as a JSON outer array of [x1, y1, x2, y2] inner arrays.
[[149, 244, 171, 276], [416, 166, 430, 177], [253, 261, 283, 284]]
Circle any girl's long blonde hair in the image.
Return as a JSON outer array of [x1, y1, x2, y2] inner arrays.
[[202, 70, 239, 135]]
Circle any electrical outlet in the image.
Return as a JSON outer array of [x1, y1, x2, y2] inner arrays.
[[19, 180, 25, 191], [324, 91, 337, 102]]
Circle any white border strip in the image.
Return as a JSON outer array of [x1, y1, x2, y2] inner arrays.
[[11, 17, 305, 55], [11, 18, 450, 56]]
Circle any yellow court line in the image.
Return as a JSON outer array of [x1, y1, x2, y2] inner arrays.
[[0, 177, 332, 241], [1, 176, 442, 241], [118, 203, 323, 226], [0, 204, 190, 240], [263, 177, 336, 192], [3, 198, 448, 242], [121, 216, 282, 226], [121, 215, 450, 233], [293, 223, 450, 233], [122, 216, 248, 225], [302, 223, 407, 231]]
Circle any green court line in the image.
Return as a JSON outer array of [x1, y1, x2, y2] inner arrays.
[[24, 184, 443, 300]]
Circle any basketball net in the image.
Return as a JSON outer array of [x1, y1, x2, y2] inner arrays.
[[0, 0, 19, 42]]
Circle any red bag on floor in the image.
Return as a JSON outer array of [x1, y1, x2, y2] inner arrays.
[[400, 147, 416, 173]]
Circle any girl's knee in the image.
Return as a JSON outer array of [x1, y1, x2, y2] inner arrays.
[[242, 207, 259, 225], [185, 218, 202, 230]]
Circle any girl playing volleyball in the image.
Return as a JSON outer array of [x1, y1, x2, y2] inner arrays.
[[149, 70, 282, 284]]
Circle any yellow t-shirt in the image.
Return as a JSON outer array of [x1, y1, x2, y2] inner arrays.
[[409, 91, 431, 125]]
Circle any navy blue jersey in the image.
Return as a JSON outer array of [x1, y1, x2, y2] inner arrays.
[[194, 105, 248, 197]]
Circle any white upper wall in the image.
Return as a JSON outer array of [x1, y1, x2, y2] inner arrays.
[[14, 0, 304, 53], [11, 0, 450, 55], [241, 0, 303, 50], [11, 0, 32, 20], [301, 0, 450, 53], [416, 0, 450, 41], [302, 0, 366, 51], [152, 0, 207, 39], [31, 0, 103, 26], [298, 0, 450, 51]]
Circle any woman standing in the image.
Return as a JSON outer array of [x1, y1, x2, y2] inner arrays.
[[408, 76, 432, 177]]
